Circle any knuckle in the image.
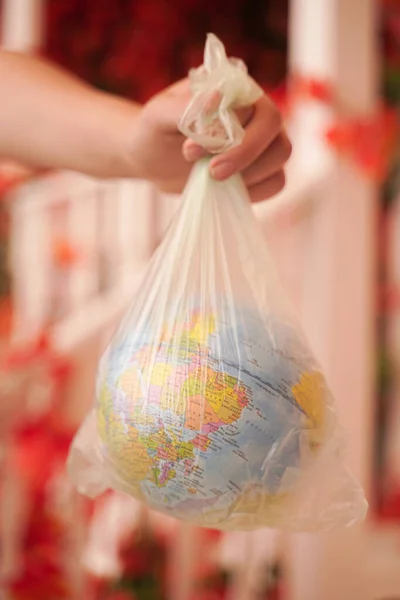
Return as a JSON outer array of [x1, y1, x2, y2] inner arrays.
[[274, 170, 286, 192], [237, 106, 254, 127], [140, 101, 156, 129], [268, 103, 283, 134], [281, 135, 292, 162], [257, 96, 282, 137]]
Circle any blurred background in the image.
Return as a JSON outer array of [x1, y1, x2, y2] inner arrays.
[[0, 0, 399, 599]]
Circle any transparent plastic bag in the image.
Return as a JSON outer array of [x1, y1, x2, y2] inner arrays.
[[68, 34, 368, 532]]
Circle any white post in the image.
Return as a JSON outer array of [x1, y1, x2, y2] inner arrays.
[[286, 1, 378, 599], [117, 180, 157, 288], [1, 0, 43, 52], [10, 187, 52, 341], [168, 524, 198, 600], [68, 190, 99, 311]]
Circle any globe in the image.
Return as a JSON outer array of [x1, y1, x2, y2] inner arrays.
[[96, 305, 328, 530]]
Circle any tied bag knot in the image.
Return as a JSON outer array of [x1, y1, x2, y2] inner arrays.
[[179, 33, 264, 154]]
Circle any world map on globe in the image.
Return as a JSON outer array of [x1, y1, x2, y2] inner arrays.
[[96, 306, 327, 529]]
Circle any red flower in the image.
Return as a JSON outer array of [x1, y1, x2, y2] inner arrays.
[[3, 331, 51, 368], [291, 74, 334, 105], [324, 122, 354, 152], [10, 554, 70, 600], [379, 490, 400, 520], [307, 78, 334, 103], [52, 237, 81, 268], [0, 177, 14, 196], [202, 528, 222, 542], [380, 284, 400, 312], [267, 586, 284, 600], [325, 108, 398, 182]]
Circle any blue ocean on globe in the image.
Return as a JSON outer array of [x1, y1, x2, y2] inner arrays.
[[96, 302, 326, 528]]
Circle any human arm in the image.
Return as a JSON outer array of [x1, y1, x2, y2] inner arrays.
[[0, 51, 291, 201], [0, 51, 140, 178]]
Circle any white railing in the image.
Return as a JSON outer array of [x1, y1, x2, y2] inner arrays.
[[8, 172, 157, 348]]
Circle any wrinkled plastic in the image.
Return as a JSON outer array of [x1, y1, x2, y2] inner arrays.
[[179, 34, 263, 152], [68, 34, 368, 532]]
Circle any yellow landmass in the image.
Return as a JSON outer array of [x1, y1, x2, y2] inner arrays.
[[151, 466, 176, 487], [160, 385, 186, 415], [98, 382, 113, 410], [97, 384, 113, 442], [160, 313, 215, 354], [292, 371, 325, 429], [142, 427, 195, 461], [185, 394, 220, 430], [180, 367, 247, 426], [169, 469, 177, 483], [292, 371, 327, 452], [205, 372, 245, 423], [108, 423, 152, 481], [231, 488, 287, 515], [150, 362, 173, 386], [130, 408, 155, 428], [189, 315, 215, 345], [141, 428, 179, 462], [118, 366, 142, 400], [97, 408, 108, 442], [177, 440, 195, 460]]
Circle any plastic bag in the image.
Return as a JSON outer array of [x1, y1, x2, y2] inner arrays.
[[68, 34, 368, 532]]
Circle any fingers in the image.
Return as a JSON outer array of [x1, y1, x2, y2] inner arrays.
[[210, 95, 282, 179], [180, 89, 290, 203], [241, 132, 292, 187], [235, 105, 254, 128], [183, 129, 291, 199], [248, 170, 286, 203], [182, 101, 253, 162], [182, 139, 206, 162]]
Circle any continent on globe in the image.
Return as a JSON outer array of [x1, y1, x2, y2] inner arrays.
[[96, 307, 328, 529]]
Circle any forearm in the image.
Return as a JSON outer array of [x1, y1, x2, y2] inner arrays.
[[0, 51, 141, 178]]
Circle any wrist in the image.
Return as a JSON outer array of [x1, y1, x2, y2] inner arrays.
[[93, 90, 143, 179]]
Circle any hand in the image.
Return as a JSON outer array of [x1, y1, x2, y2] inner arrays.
[[130, 80, 291, 202]]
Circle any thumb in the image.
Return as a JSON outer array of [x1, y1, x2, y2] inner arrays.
[[151, 79, 192, 133]]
